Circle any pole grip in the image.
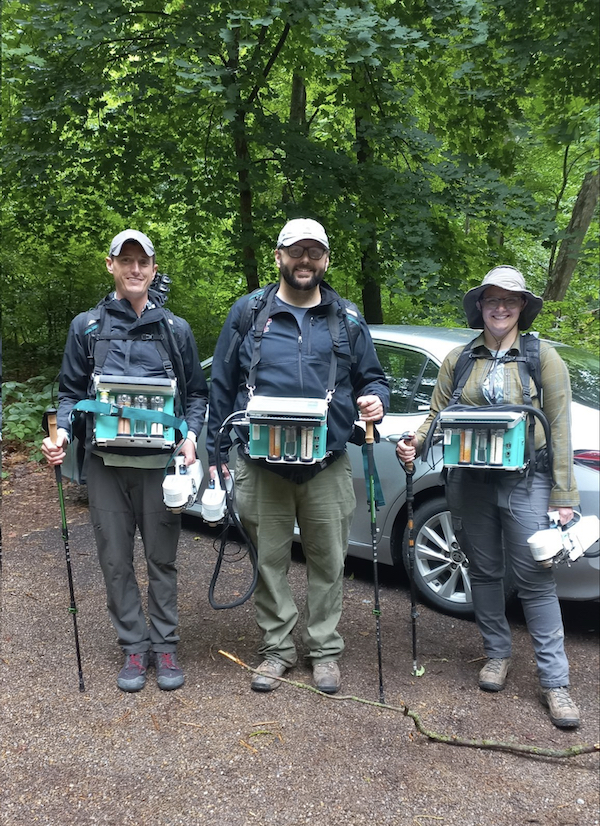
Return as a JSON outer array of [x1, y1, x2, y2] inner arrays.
[[46, 408, 59, 443], [365, 420, 374, 444], [400, 431, 414, 474]]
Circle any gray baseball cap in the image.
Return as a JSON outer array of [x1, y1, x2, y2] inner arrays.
[[109, 229, 155, 257], [463, 265, 543, 330], [276, 218, 329, 250]]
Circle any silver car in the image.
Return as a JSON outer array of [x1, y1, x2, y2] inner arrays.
[[192, 325, 599, 617]]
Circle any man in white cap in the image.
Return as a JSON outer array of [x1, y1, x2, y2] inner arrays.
[[42, 230, 208, 693], [207, 218, 389, 695], [398, 265, 581, 729]]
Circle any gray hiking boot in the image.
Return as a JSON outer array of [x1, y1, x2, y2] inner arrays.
[[155, 651, 185, 691], [117, 652, 149, 692], [251, 659, 287, 692], [539, 686, 580, 729], [478, 657, 511, 692], [313, 661, 341, 694]]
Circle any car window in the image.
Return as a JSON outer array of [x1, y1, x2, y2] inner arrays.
[[412, 358, 439, 411], [374, 344, 428, 414], [552, 344, 599, 410]]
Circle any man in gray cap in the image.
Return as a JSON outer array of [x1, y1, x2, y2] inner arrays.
[[398, 265, 581, 729], [42, 230, 208, 693], [207, 218, 389, 695]]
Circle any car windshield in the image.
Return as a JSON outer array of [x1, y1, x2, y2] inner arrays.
[[553, 344, 599, 410]]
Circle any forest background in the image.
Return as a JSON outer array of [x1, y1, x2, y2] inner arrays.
[[1, 0, 599, 450]]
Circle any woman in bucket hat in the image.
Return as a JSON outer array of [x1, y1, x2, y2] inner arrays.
[[398, 265, 581, 729]]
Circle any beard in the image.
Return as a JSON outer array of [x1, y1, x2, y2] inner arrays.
[[279, 261, 326, 292]]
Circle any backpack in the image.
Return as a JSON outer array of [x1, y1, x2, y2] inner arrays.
[[223, 282, 362, 371], [83, 297, 188, 413], [422, 333, 552, 481], [450, 333, 542, 406]]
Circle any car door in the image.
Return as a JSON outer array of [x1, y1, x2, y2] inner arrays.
[[346, 341, 443, 565]]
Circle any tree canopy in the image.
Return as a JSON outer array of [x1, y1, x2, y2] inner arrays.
[[2, 0, 598, 378]]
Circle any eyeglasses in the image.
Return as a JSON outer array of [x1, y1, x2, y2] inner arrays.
[[281, 244, 328, 260], [480, 296, 524, 310]]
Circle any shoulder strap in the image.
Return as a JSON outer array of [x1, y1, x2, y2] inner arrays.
[[519, 333, 542, 405], [159, 310, 188, 414], [450, 333, 542, 406], [86, 304, 186, 413], [449, 341, 477, 405], [223, 284, 277, 365], [246, 285, 278, 392], [338, 298, 360, 361]]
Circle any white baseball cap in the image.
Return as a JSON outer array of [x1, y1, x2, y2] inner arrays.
[[109, 229, 155, 257], [276, 218, 329, 250]]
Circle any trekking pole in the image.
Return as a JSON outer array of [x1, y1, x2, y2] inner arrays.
[[43, 409, 85, 692], [365, 421, 385, 703], [399, 432, 424, 677]]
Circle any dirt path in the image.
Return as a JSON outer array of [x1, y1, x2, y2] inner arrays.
[[1, 460, 599, 826]]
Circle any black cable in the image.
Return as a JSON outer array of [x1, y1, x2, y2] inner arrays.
[[208, 412, 259, 609]]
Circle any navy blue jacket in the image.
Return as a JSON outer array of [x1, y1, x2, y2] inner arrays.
[[206, 282, 389, 467], [57, 290, 208, 449]]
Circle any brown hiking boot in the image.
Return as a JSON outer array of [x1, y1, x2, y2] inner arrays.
[[313, 661, 341, 694], [478, 657, 511, 692], [539, 686, 580, 729], [250, 659, 287, 692]]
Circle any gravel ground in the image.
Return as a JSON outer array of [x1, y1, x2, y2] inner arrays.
[[1, 461, 599, 826]]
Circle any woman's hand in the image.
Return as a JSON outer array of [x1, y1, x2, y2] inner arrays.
[[396, 432, 418, 464]]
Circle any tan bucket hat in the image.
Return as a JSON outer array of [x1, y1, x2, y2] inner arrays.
[[462, 265, 544, 330]]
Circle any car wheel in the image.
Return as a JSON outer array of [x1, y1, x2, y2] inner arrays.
[[402, 496, 475, 618], [402, 496, 518, 618]]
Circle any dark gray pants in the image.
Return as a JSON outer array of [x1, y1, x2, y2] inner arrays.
[[446, 468, 570, 688], [87, 453, 181, 654]]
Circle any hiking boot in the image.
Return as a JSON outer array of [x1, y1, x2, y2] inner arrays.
[[313, 661, 341, 695], [117, 652, 149, 692], [251, 659, 287, 692], [155, 651, 185, 691], [539, 686, 580, 729], [478, 657, 511, 692]]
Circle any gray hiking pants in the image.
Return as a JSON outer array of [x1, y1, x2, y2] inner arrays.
[[446, 467, 570, 688], [87, 453, 181, 654]]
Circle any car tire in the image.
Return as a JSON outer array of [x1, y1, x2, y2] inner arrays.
[[402, 496, 475, 617], [401, 496, 516, 619]]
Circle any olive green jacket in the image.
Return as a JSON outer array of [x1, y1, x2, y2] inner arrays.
[[416, 333, 579, 508]]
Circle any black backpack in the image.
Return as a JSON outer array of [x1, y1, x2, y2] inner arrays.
[[450, 333, 542, 406], [83, 297, 188, 413], [421, 333, 552, 480], [223, 282, 362, 371]]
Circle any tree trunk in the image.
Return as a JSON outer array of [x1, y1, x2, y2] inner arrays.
[[225, 32, 259, 294], [289, 73, 307, 127], [232, 109, 259, 294], [354, 68, 383, 324], [544, 169, 599, 301]]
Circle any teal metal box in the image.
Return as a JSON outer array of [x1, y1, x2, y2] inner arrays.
[[93, 375, 177, 449], [246, 396, 328, 464], [439, 409, 527, 471]]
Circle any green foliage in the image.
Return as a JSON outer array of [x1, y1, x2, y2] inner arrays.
[[2, 376, 56, 458], [2, 0, 598, 380]]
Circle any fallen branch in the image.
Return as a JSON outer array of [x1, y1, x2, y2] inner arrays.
[[219, 650, 600, 760]]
